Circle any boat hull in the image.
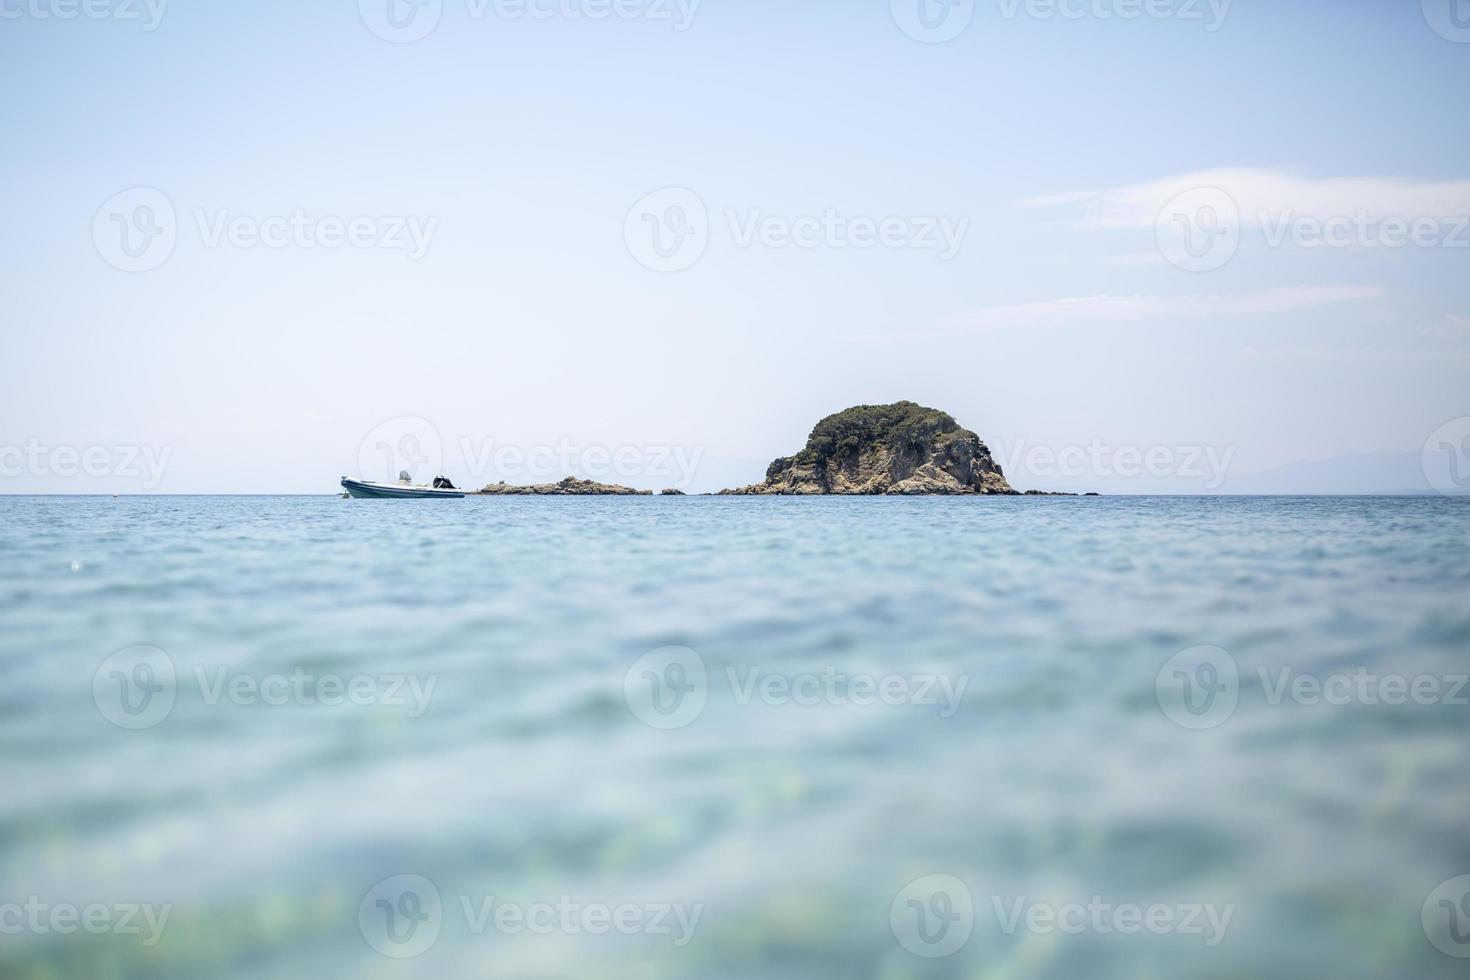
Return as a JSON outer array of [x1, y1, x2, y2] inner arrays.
[[340, 478, 465, 499]]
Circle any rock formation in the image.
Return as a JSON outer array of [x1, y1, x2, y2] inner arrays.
[[720, 401, 1018, 495], [478, 477, 652, 495]]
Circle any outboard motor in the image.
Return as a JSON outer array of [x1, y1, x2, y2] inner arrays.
[[433, 476, 456, 489]]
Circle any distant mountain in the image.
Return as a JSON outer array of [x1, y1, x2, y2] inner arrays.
[[1221, 451, 1458, 495]]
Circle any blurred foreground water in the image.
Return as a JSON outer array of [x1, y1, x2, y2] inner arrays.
[[1, 495, 1467, 978]]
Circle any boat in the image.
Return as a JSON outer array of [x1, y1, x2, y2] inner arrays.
[[340, 471, 466, 499]]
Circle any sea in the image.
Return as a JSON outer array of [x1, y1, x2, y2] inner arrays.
[[1, 494, 1467, 978]]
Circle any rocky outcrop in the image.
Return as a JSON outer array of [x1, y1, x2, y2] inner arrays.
[[659, 488, 687, 495], [720, 402, 1017, 496], [478, 477, 652, 495]]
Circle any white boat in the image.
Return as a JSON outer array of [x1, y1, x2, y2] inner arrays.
[[340, 472, 465, 499]]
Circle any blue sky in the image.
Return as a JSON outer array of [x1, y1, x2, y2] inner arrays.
[[2, 0, 1468, 492]]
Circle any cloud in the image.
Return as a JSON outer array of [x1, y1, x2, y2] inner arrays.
[[947, 285, 1385, 331], [1020, 168, 1470, 229]]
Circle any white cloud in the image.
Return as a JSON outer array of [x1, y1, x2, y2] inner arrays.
[[947, 285, 1385, 331], [1021, 168, 1470, 229]]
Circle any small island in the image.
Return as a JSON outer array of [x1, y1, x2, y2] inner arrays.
[[722, 401, 1022, 495], [478, 477, 652, 495]]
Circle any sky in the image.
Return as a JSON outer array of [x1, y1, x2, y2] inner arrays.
[[2, 0, 1468, 493]]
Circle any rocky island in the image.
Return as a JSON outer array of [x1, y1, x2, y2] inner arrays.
[[478, 477, 651, 495], [720, 401, 1020, 495]]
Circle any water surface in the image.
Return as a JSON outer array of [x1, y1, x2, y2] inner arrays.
[[1, 495, 1467, 978]]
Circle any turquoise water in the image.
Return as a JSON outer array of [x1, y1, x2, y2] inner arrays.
[[2, 495, 1468, 978]]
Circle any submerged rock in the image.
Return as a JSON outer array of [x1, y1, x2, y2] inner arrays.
[[720, 401, 1018, 496], [478, 476, 652, 496]]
